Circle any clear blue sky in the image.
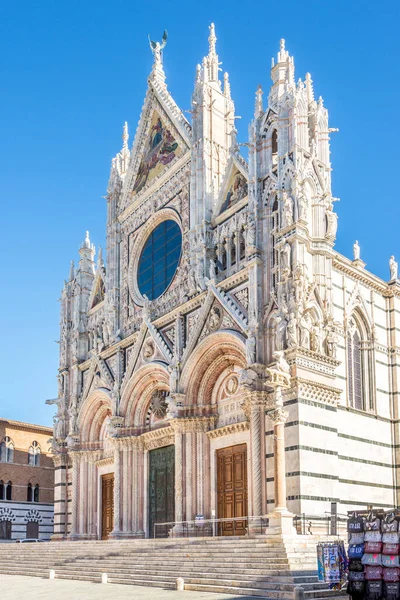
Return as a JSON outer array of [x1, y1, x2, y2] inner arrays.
[[1, 0, 399, 427]]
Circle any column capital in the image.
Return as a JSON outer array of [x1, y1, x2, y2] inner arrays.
[[270, 406, 289, 426]]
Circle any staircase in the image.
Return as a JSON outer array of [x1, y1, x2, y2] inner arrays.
[[0, 536, 346, 599]]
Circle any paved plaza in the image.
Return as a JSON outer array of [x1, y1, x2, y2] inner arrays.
[[0, 575, 258, 600]]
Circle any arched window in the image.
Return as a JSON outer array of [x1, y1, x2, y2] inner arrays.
[[27, 483, 33, 502], [34, 484, 39, 503], [272, 129, 278, 157], [347, 315, 373, 411], [221, 243, 227, 271], [0, 437, 14, 463], [0, 480, 3, 500], [230, 235, 237, 266], [5, 481, 12, 501], [28, 441, 40, 466], [239, 227, 246, 261]]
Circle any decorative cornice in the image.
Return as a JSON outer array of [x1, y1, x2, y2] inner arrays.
[[141, 426, 174, 450], [333, 252, 396, 296], [0, 419, 53, 436], [207, 420, 249, 439], [94, 456, 114, 468], [169, 416, 217, 433]]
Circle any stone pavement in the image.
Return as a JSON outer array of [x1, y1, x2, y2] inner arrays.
[[0, 575, 259, 599]]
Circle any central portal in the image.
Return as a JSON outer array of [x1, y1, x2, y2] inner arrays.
[[149, 444, 175, 538], [217, 443, 248, 535]]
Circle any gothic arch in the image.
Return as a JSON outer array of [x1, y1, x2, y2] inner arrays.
[[180, 330, 246, 406], [79, 388, 112, 443], [121, 362, 170, 428], [346, 307, 375, 412]]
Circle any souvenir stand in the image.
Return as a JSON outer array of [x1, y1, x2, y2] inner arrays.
[[347, 510, 400, 600]]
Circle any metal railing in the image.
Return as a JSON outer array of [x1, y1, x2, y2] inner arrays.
[[153, 515, 269, 539], [294, 512, 348, 536]]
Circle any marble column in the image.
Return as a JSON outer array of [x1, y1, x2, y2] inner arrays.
[[174, 430, 184, 526], [111, 442, 121, 536], [185, 432, 194, 521], [69, 452, 80, 539], [78, 453, 87, 535], [272, 388, 289, 511], [52, 453, 68, 540], [250, 400, 264, 518]]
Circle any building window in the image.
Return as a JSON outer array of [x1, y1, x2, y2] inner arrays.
[[27, 483, 32, 502], [272, 129, 278, 162], [347, 316, 373, 411], [5, 481, 12, 501], [137, 220, 182, 300], [239, 227, 246, 261], [34, 484, 40, 503], [28, 441, 41, 466], [0, 480, 3, 500], [230, 236, 237, 266], [0, 437, 14, 463]]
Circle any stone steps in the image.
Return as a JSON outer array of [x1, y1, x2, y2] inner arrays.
[[0, 536, 346, 600]]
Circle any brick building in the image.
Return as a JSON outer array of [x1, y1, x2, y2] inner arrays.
[[0, 419, 54, 541]]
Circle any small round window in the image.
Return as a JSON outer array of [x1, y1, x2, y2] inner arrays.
[[137, 220, 182, 300]]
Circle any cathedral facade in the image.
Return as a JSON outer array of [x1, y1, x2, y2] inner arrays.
[[51, 26, 400, 540]]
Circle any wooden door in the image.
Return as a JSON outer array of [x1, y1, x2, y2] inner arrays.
[[26, 521, 39, 539], [101, 473, 114, 540], [0, 520, 11, 539], [217, 444, 248, 536], [149, 445, 175, 538]]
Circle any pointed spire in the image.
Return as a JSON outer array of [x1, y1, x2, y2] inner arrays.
[[208, 22, 217, 55], [122, 121, 129, 153], [83, 230, 91, 249], [206, 23, 219, 83], [254, 84, 264, 118], [278, 38, 288, 63], [305, 72, 314, 104], [97, 246, 104, 268], [196, 63, 201, 84], [224, 72, 231, 99], [69, 260, 75, 281]]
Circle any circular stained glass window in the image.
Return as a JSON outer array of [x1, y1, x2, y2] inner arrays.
[[137, 220, 182, 301]]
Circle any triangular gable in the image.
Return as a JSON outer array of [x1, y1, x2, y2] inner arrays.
[[88, 270, 106, 311], [120, 84, 191, 213], [215, 156, 248, 217]]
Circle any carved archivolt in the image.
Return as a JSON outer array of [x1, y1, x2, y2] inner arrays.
[[79, 388, 112, 443], [181, 331, 246, 406], [121, 362, 170, 427]]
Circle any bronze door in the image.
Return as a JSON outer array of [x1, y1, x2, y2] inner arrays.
[[149, 445, 175, 538], [217, 444, 248, 535], [101, 473, 114, 540], [26, 521, 39, 538]]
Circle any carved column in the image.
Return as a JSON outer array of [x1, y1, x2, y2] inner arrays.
[[69, 452, 80, 539], [249, 398, 264, 518], [185, 432, 193, 521], [52, 453, 68, 540], [272, 388, 289, 512], [78, 453, 87, 535], [110, 441, 121, 537], [174, 429, 184, 526]]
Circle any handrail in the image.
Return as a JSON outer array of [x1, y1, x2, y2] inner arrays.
[[153, 515, 269, 538]]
